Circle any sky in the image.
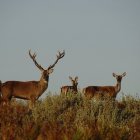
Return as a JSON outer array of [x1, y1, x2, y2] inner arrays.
[[0, 0, 140, 99]]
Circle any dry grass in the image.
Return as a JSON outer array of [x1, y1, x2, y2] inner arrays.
[[0, 93, 140, 140]]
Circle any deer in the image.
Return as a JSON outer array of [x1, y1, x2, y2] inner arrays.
[[61, 76, 78, 95], [0, 80, 2, 102], [0, 50, 65, 109], [83, 72, 126, 100]]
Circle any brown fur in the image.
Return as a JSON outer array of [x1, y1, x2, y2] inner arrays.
[[1, 80, 47, 101], [1, 50, 65, 108], [83, 72, 126, 100], [0, 80, 1, 92], [0, 80, 2, 101], [61, 76, 78, 95]]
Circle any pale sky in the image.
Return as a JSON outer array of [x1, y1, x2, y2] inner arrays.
[[0, 0, 140, 98]]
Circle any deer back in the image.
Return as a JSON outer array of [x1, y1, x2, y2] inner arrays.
[[83, 86, 116, 99]]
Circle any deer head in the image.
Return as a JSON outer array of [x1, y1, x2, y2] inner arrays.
[[29, 50, 65, 82], [69, 76, 78, 87], [113, 72, 126, 83]]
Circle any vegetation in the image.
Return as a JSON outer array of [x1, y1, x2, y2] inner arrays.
[[0, 93, 140, 140]]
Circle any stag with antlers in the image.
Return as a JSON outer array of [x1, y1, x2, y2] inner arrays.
[[0, 50, 65, 109]]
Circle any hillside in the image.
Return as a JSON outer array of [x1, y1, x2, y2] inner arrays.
[[0, 93, 140, 140]]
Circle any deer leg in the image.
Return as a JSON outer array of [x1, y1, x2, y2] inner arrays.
[[28, 100, 33, 110], [2, 98, 10, 106], [28, 98, 36, 110], [1, 89, 10, 104]]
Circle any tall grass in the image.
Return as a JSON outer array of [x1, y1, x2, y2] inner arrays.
[[0, 92, 140, 140]]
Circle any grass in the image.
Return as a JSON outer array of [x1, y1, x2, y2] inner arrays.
[[0, 92, 140, 140]]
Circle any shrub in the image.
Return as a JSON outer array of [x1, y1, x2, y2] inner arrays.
[[0, 93, 140, 140]]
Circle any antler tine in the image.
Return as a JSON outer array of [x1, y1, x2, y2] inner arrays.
[[48, 50, 65, 69], [29, 50, 44, 71], [32, 52, 36, 59]]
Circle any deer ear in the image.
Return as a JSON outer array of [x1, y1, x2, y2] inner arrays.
[[122, 72, 126, 77], [69, 76, 73, 81], [112, 73, 116, 77], [48, 69, 54, 74]]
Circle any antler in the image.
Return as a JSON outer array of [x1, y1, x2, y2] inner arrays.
[[29, 50, 44, 71], [75, 76, 78, 81], [48, 50, 65, 70]]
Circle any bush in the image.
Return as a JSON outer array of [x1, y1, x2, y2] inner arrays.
[[0, 93, 140, 140]]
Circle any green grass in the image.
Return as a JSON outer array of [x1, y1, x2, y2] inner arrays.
[[0, 93, 140, 140]]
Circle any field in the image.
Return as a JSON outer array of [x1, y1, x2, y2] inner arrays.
[[0, 93, 140, 140]]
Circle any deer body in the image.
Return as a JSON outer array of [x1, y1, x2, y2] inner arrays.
[[61, 76, 78, 95], [83, 72, 126, 100], [0, 50, 65, 108], [0, 80, 1, 92], [0, 81, 2, 101], [1, 80, 47, 100], [61, 85, 77, 94]]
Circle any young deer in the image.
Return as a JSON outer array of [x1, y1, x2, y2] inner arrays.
[[0, 50, 65, 108], [83, 72, 126, 100], [61, 76, 78, 95]]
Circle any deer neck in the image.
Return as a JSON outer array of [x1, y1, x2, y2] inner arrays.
[[115, 81, 121, 94], [39, 75, 49, 91], [73, 85, 78, 92]]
